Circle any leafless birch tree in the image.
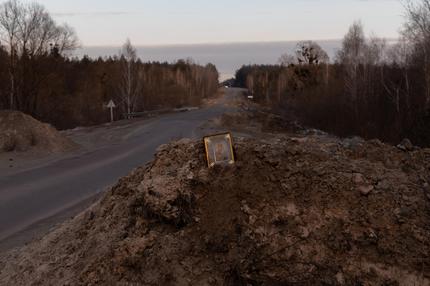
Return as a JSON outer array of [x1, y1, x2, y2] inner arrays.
[[119, 38, 141, 117], [337, 21, 367, 118]]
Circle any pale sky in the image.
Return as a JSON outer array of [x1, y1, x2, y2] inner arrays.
[[27, 0, 405, 46]]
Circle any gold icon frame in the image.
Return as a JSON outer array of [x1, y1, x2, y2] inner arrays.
[[203, 133, 235, 167]]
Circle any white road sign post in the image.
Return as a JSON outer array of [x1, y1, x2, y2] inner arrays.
[[107, 100, 116, 123]]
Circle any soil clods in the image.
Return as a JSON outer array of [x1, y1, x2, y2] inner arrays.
[[1, 135, 429, 285]]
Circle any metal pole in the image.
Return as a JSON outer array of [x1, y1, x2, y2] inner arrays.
[[110, 107, 114, 123]]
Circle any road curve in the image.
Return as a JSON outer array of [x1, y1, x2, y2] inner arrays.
[[0, 88, 240, 251]]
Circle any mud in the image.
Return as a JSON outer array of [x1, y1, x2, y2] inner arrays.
[[1, 134, 429, 285]]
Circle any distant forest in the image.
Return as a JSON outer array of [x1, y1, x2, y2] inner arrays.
[[235, 1, 430, 147], [0, 1, 219, 129]]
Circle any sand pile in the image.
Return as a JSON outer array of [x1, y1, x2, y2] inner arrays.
[[1, 135, 430, 285], [0, 110, 76, 153]]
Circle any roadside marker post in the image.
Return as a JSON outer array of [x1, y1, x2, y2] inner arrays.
[[107, 100, 116, 123]]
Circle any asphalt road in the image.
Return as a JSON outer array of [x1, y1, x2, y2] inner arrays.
[[0, 88, 239, 251]]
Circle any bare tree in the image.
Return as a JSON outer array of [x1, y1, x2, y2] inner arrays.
[[119, 38, 141, 117], [54, 24, 78, 54], [0, 0, 78, 110], [295, 41, 329, 65], [337, 21, 367, 120], [387, 37, 412, 67], [365, 36, 387, 65], [402, 0, 430, 109], [278, 52, 297, 66], [0, 0, 20, 109], [336, 21, 366, 65]]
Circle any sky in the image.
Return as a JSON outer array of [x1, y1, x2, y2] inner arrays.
[[28, 0, 405, 46]]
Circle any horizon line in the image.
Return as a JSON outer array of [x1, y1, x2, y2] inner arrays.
[[78, 38, 398, 49]]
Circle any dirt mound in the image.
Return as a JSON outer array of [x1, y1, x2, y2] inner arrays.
[[219, 94, 303, 135], [221, 111, 303, 134], [0, 110, 76, 153], [1, 136, 430, 285]]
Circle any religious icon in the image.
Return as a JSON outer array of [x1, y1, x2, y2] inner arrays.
[[203, 133, 235, 167]]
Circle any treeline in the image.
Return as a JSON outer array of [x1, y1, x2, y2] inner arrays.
[[0, 1, 219, 129], [0, 52, 219, 129], [235, 1, 430, 146]]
